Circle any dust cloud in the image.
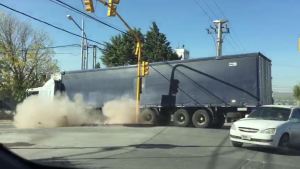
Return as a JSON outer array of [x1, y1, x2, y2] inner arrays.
[[13, 94, 137, 128], [102, 97, 137, 124], [14, 94, 101, 128]]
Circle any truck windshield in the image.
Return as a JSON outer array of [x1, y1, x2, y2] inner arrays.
[[248, 107, 291, 121]]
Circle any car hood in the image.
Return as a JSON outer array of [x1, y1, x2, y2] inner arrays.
[[234, 118, 287, 129]]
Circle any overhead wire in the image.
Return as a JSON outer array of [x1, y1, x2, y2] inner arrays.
[[210, 0, 227, 19], [50, 0, 127, 34], [192, 0, 214, 22], [210, 0, 246, 52], [0, 3, 105, 46], [193, 0, 244, 53], [198, 0, 219, 21], [35, 44, 81, 50]]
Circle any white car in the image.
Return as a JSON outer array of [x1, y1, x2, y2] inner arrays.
[[230, 105, 300, 149]]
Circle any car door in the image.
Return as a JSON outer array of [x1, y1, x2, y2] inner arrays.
[[289, 109, 300, 147]]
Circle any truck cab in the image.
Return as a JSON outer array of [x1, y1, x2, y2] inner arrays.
[[26, 73, 62, 100]]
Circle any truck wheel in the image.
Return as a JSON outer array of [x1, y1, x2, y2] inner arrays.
[[140, 108, 157, 125], [192, 109, 212, 128], [173, 109, 190, 127]]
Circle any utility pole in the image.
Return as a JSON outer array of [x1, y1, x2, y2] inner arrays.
[[207, 19, 229, 59], [92, 45, 97, 69], [86, 38, 89, 70], [67, 15, 90, 70], [81, 19, 85, 70]]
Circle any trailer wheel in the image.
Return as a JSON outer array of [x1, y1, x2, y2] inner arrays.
[[140, 108, 157, 125], [192, 109, 212, 128], [173, 109, 190, 127]]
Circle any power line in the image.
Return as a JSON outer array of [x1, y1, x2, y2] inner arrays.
[[37, 44, 81, 50], [199, 0, 218, 19], [51, 52, 76, 55], [228, 34, 245, 52], [0, 2, 105, 46], [1, 44, 80, 53], [210, 0, 246, 52], [77, 0, 122, 33], [193, 0, 244, 53], [50, 0, 127, 34], [192, 0, 214, 22], [226, 38, 239, 53], [211, 0, 227, 19]]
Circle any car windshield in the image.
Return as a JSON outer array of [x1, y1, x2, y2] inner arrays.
[[248, 107, 291, 121]]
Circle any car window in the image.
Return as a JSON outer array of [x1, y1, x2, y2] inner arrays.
[[248, 107, 291, 121], [291, 109, 300, 120]]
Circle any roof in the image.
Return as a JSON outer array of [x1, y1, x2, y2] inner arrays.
[[63, 52, 271, 74]]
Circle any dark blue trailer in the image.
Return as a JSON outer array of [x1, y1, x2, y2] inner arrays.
[[59, 52, 272, 128]]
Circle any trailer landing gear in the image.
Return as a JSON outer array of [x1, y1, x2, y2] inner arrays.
[[211, 113, 225, 129]]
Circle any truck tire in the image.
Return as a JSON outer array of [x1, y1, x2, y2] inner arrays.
[[140, 108, 157, 125], [192, 109, 212, 128], [173, 109, 190, 127]]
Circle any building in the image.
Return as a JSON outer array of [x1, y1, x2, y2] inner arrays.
[[175, 46, 190, 60]]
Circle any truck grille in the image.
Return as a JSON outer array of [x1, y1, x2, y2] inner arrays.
[[238, 127, 259, 133]]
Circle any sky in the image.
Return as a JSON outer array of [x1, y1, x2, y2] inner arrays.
[[0, 0, 300, 93]]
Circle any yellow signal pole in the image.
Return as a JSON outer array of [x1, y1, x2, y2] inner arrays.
[[98, 0, 143, 123]]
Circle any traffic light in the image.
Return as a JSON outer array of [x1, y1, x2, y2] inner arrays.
[[170, 79, 179, 94], [84, 0, 94, 13], [107, 0, 120, 17], [141, 61, 149, 77]]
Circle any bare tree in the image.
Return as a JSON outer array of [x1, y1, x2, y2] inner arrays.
[[0, 13, 59, 102]]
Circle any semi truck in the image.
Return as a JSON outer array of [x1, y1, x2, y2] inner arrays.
[[27, 52, 273, 128]]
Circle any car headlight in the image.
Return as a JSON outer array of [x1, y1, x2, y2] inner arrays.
[[260, 128, 276, 135], [231, 124, 236, 130]]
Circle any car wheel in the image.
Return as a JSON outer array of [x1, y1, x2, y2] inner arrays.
[[278, 134, 290, 153], [231, 141, 243, 147], [173, 109, 190, 127]]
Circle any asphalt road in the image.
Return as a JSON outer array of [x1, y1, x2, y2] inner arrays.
[[0, 120, 300, 169]]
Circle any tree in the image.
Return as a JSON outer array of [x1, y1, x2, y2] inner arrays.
[[293, 84, 300, 105], [0, 13, 59, 102], [101, 29, 144, 67], [101, 22, 178, 67], [144, 22, 178, 62]]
